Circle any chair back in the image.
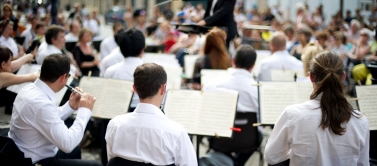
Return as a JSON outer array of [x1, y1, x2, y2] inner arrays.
[[107, 157, 175, 166], [0, 136, 33, 166], [210, 112, 260, 153]]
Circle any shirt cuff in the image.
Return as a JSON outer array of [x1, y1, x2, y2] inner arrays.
[[62, 102, 76, 114], [76, 107, 92, 122]]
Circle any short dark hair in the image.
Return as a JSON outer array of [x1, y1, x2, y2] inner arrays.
[[119, 28, 145, 58], [112, 21, 123, 31], [133, 63, 167, 99], [45, 25, 65, 44], [40, 54, 71, 83], [234, 45, 257, 70], [35, 22, 45, 30], [0, 46, 12, 67], [114, 28, 125, 46]]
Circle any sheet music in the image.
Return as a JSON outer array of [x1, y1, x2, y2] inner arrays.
[[164, 90, 238, 137], [196, 92, 238, 137], [184, 55, 200, 79], [260, 82, 297, 124], [355, 85, 377, 130], [270, 69, 302, 82], [200, 69, 229, 86], [296, 82, 314, 104], [163, 90, 202, 134], [163, 66, 182, 90], [79, 77, 134, 119], [7, 64, 41, 93]]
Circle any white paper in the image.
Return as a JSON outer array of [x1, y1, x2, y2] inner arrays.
[[259, 82, 313, 124], [200, 69, 228, 86], [270, 69, 304, 82], [163, 90, 239, 137], [143, 53, 180, 67], [7, 64, 41, 93], [184, 55, 200, 79], [79, 77, 134, 119], [355, 85, 377, 130]]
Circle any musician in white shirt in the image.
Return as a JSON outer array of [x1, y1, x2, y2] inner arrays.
[[8, 54, 101, 166], [21, 15, 39, 50], [104, 28, 144, 109], [0, 20, 21, 58], [264, 51, 369, 166], [257, 32, 303, 81], [65, 21, 81, 42], [106, 63, 197, 165], [100, 22, 123, 59], [99, 29, 125, 76], [36, 25, 66, 64]]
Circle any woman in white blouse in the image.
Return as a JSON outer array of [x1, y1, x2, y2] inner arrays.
[[0, 19, 22, 58], [265, 51, 369, 166]]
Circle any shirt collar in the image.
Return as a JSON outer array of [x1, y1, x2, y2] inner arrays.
[[228, 68, 253, 78], [123, 57, 143, 64], [134, 103, 166, 118], [271, 50, 290, 57], [34, 78, 58, 103], [47, 44, 62, 53]]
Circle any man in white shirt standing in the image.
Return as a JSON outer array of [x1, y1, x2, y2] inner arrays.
[[8, 54, 101, 166], [257, 32, 303, 81], [204, 45, 260, 165], [21, 15, 39, 50], [106, 63, 197, 165], [65, 21, 81, 42], [100, 22, 123, 59]]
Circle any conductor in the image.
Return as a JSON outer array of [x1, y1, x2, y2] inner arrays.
[[198, 0, 238, 48]]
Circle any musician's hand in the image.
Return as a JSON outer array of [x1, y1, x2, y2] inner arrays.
[[197, 20, 206, 26], [69, 87, 83, 110], [79, 93, 96, 111]]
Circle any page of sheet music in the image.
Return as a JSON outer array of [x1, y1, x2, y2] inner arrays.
[[270, 69, 298, 82], [195, 92, 238, 137], [184, 55, 200, 79], [259, 82, 297, 124], [356, 85, 377, 130], [7, 64, 41, 93], [200, 69, 229, 86], [163, 90, 202, 134], [79, 77, 134, 119], [296, 82, 314, 104], [163, 66, 182, 90]]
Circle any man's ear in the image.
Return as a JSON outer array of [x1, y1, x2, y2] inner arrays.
[[132, 84, 138, 94], [58, 74, 67, 83], [160, 84, 166, 95], [1, 61, 5, 69]]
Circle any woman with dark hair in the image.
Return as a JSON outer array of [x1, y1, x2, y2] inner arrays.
[[192, 28, 231, 89], [265, 51, 369, 165], [0, 4, 19, 34], [72, 28, 100, 76]]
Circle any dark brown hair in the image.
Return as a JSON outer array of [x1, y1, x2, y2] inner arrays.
[[45, 25, 65, 44], [315, 30, 329, 41], [0, 46, 13, 68], [0, 19, 13, 36], [203, 28, 231, 69], [334, 31, 347, 45], [78, 28, 93, 41], [133, 63, 167, 99], [309, 51, 360, 135]]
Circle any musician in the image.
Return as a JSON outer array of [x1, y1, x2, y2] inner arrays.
[[65, 21, 81, 42], [104, 28, 144, 110], [105, 63, 197, 165], [99, 29, 124, 77], [21, 15, 39, 50], [257, 32, 303, 81], [0, 19, 21, 58], [8, 54, 102, 166], [36, 25, 66, 64], [198, 0, 238, 48], [264, 51, 369, 165], [0, 4, 19, 35]]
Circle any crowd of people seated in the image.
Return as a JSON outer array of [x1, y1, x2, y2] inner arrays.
[[0, 0, 376, 166]]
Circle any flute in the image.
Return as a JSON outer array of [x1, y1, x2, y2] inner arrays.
[[65, 85, 83, 96]]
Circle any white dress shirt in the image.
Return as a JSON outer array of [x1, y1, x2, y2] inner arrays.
[[21, 28, 36, 50], [36, 44, 76, 75], [8, 79, 92, 163], [65, 32, 78, 42], [99, 47, 123, 77], [257, 50, 303, 81], [0, 35, 18, 57], [100, 36, 117, 60], [105, 103, 197, 166], [264, 97, 369, 166], [210, 0, 218, 16], [205, 68, 258, 113], [104, 57, 143, 108]]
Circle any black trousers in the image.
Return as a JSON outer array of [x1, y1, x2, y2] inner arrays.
[[36, 146, 102, 166]]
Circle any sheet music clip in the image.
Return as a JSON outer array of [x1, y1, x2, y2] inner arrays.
[[348, 98, 359, 101], [214, 132, 219, 138], [252, 123, 261, 127], [252, 84, 262, 86], [357, 80, 362, 86], [87, 71, 92, 81]]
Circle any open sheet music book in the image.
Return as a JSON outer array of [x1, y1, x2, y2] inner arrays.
[[259, 82, 313, 124], [163, 90, 239, 137], [355, 85, 377, 130], [79, 77, 134, 119]]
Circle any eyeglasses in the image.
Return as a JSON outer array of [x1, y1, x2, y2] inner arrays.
[[66, 73, 71, 78]]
